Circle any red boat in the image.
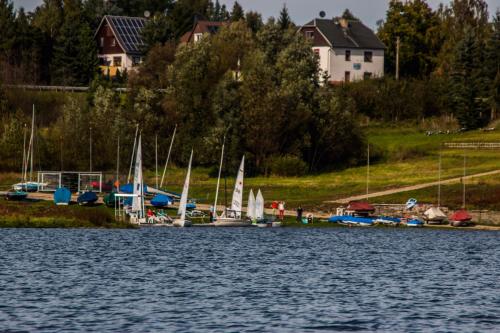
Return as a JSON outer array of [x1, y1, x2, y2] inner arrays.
[[449, 209, 472, 227]]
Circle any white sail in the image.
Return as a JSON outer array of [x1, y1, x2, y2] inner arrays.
[[247, 189, 256, 219], [132, 135, 144, 218], [231, 156, 245, 218], [255, 189, 264, 220], [213, 137, 225, 218], [178, 150, 193, 221]]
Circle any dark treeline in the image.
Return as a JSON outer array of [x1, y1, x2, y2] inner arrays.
[[0, 0, 498, 176]]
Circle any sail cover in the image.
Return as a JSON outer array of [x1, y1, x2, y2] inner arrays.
[[132, 135, 144, 217], [247, 189, 256, 219], [255, 189, 264, 220], [178, 150, 193, 221], [231, 156, 245, 218], [424, 207, 447, 220]]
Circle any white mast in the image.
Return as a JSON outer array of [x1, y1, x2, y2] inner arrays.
[[438, 151, 442, 208], [116, 136, 120, 192], [463, 151, 466, 209], [178, 149, 193, 222], [160, 125, 177, 188], [155, 134, 158, 189], [22, 123, 27, 183], [27, 105, 35, 181], [231, 156, 245, 218], [132, 134, 144, 218], [127, 124, 139, 183], [213, 135, 225, 218]]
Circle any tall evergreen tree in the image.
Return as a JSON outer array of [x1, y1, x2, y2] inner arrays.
[[245, 11, 263, 33], [278, 4, 292, 30], [341, 9, 359, 21], [449, 26, 489, 129], [483, 11, 500, 120], [230, 1, 244, 22]]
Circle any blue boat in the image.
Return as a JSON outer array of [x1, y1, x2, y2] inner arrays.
[[406, 218, 424, 227], [77, 191, 98, 205], [186, 202, 196, 210], [54, 187, 71, 205], [120, 183, 148, 194], [5, 190, 28, 201], [150, 194, 173, 208], [375, 216, 401, 226], [328, 215, 375, 226]]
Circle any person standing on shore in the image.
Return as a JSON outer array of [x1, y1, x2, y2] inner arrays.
[[296, 206, 303, 223], [271, 201, 278, 216], [278, 201, 285, 220]]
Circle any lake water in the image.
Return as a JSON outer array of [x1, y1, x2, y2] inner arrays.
[[1, 228, 499, 332]]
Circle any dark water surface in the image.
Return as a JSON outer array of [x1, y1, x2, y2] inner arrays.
[[1, 228, 499, 332]]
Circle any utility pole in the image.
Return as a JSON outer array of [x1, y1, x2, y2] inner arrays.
[[396, 36, 400, 80]]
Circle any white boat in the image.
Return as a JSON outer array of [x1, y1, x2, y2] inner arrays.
[[247, 189, 256, 223], [173, 150, 193, 228], [212, 141, 252, 227], [130, 135, 146, 224], [424, 207, 447, 224]]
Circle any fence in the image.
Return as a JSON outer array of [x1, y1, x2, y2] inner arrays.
[[37, 171, 103, 192]]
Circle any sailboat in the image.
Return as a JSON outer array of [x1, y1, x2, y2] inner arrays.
[[424, 152, 447, 224], [129, 135, 146, 224], [173, 150, 194, 228], [450, 152, 472, 227], [247, 189, 256, 222], [13, 105, 45, 192], [213, 155, 252, 227]]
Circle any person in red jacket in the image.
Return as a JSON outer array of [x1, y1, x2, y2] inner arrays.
[[271, 201, 278, 216]]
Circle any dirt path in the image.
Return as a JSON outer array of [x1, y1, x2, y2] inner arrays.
[[328, 169, 500, 204]]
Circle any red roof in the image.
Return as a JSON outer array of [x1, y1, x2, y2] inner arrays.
[[450, 210, 472, 222], [347, 201, 375, 212]]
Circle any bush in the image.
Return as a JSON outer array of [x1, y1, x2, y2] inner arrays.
[[268, 155, 308, 177]]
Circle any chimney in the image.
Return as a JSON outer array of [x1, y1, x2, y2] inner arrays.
[[339, 18, 349, 29]]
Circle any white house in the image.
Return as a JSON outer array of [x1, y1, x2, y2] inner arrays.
[[94, 15, 147, 77], [300, 18, 385, 83]]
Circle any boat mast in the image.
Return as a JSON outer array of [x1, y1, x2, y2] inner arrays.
[[29, 105, 35, 181], [89, 126, 92, 172], [366, 143, 370, 197], [116, 136, 120, 192], [463, 151, 466, 209], [160, 125, 177, 188], [22, 123, 27, 183], [128, 124, 139, 183], [213, 135, 226, 218], [155, 134, 158, 189], [438, 150, 442, 208]]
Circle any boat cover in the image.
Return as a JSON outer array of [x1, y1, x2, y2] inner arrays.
[[77, 191, 98, 204], [347, 201, 375, 212], [151, 194, 173, 207], [328, 216, 375, 224], [424, 207, 447, 220], [450, 210, 472, 222], [54, 187, 71, 205], [120, 183, 148, 194]]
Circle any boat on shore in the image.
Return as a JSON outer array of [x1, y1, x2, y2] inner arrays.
[[5, 190, 28, 201], [424, 207, 447, 225], [375, 216, 401, 226], [405, 217, 424, 227], [449, 210, 472, 227], [172, 150, 193, 228], [54, 187, 71, 205], [77, 191, 98, 206]]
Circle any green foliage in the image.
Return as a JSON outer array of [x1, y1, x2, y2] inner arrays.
[[230, 1, 244, 22], [268, 155, 308, 177], [341, 9, 359, 21], [278, 4, 293, 30]]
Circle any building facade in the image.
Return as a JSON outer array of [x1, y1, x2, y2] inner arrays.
[[300, 18, 385, 83], [94, 15, 146, 76], [180, 20, 226, 44]]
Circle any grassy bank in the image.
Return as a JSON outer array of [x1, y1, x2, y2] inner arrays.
[[0, 199, 135, 228]]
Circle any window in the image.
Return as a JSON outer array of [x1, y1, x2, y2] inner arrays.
[[345, 50, 351, 61], [194, 33, 203, 42], [363, 72, 373, 80], [305, 31, 314, 39], [314, 49, 320, 56], [113, 56, 122, 67], [364, 51, 373, 63], [100, 37, 104, 47], [111, 38, 116, 47], [345, 71, 351, 82], [132, 56, 141, 66]]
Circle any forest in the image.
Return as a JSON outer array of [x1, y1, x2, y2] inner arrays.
[[0, 0, 498, 175]]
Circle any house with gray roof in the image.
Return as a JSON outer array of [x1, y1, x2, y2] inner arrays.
[[299, 18, 386, 83], [94, 15, 147, 77]]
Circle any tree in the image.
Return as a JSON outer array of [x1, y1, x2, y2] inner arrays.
[[51, 0, 98, 85], [168, 0, 210, 38], [449, 26, 489, 129], [245, 11, 263, 33], [483, 11, 500, 120], [341, 9, 359, 21], [230, 1, 244, 22], [378, 0, 442, 77], [141, 13, 174, 51], [129, 41, 176, 89], [278, 4, 292, 30]]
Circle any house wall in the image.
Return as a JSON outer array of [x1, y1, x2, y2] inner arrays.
[[98, 54, 140, 76], [329, 48, 384, 83], [96, 23, 124, 55]]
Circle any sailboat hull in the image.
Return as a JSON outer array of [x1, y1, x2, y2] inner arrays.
[[173, 219, 192, 228], [212, 218, 253, 227]]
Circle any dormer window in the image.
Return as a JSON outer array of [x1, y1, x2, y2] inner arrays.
[[345, 50, 351, 61], [305, 31, 314, 39], [364, 51, 373, 63]]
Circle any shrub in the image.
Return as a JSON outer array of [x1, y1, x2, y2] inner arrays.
[[268, 155, 308, 177]]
